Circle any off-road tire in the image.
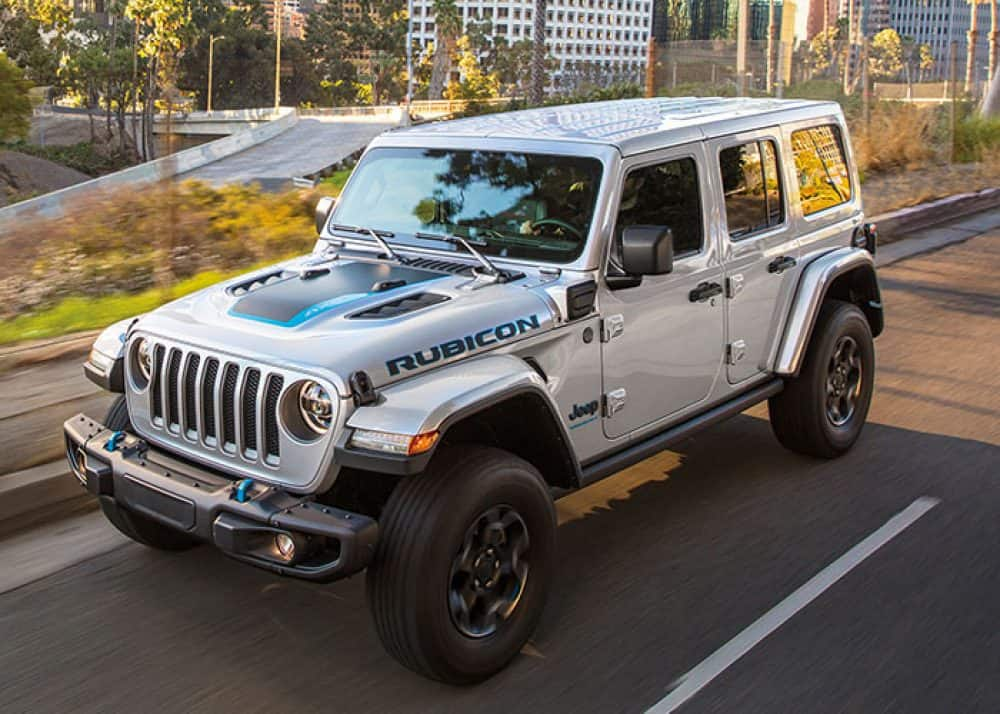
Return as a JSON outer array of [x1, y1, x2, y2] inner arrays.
[[367, 446, 556, 684], [769, 300, 875, 458], [98, 396, 199, 551]]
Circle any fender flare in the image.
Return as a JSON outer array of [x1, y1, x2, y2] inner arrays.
[[334, 353, 581, 485], [774, 247, 882, 377]]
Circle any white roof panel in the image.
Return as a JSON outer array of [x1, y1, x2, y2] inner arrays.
[[395, 97, 838, 154]]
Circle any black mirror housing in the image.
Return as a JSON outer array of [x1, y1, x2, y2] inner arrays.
[[621, 225, 674, 276]]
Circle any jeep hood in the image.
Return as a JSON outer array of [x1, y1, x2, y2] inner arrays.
[[133, 256, 559, 392]]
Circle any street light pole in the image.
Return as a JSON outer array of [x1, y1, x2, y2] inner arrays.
[[406, 0, 414, 107], [207, 34, 224, 113], [274, 0, 282, 109]]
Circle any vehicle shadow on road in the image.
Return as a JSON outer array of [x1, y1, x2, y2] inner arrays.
[[4, 417, 997, 714]]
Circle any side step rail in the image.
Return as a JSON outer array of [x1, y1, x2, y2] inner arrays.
[[579, 379, 784, 487]]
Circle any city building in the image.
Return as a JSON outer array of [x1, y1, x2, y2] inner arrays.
[[409, 0, 654, 85], [890, 0, 992, 83]]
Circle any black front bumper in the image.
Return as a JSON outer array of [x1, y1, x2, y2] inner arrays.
[[64, 413, 377, 582]]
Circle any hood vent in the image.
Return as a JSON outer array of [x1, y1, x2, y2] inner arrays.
[[405, 257, 475, 276], [349, 292, 450, 320], [228, 270, 295, 297]]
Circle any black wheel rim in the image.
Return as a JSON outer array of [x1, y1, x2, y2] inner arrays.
[[826, 335, 863, 427], [448, 505, 530, 639]]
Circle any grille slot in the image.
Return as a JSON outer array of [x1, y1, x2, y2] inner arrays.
[[166, 349, 182, 432], [221, 363, 239, 449], [242, 368, 261, 455], [183, 354, 200, 436], [151, 345, 165, 422], [264, 375, 283, 461], [202, 358, 219, 440]]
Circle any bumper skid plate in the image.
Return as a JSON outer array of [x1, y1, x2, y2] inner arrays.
[[64, 413, 377, 582]]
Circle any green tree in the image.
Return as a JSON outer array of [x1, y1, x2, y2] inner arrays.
[[869, 28, 903, 81], [0, 9, 59, 87], [443, 35, 499, 100], [0, 52, 32, 142], [305, 0, 361, 106], [428, 0, 461, 99]]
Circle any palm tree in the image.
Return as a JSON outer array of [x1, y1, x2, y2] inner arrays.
[[530, 0, 547, 104], [966, 0, 981, 94], [989, 0, 998, 83], [428, 0, 461, 99]]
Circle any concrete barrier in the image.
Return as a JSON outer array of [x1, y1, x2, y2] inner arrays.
[[153, 107, 293, 135], [871, 187, 1000, 242], [0, 107, 298, 231]]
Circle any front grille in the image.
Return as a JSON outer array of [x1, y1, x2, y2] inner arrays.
[[138, 343, 292, 468]]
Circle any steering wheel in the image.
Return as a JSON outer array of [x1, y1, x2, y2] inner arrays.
[[530, 218, 583, 240]]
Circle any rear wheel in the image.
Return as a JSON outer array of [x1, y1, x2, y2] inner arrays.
[[367, 446, 556, 684], [769, 300, 875, 458], [99, 396, 198, 551]]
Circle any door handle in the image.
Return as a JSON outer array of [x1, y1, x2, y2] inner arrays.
[[689, 281, 723, 303], [768, 256, 797, 274]]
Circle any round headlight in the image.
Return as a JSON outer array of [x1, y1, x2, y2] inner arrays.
[[299, 381, 333, 434], [135, 338, 152, 380]]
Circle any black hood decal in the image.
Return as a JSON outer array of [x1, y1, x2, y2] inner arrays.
[[229, 262, 446, 327]]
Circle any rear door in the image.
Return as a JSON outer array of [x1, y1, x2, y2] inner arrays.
[[709, 130, 800, 384]]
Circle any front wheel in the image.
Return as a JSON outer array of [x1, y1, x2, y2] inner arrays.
[[769, 300, 875, 458], [366, 446, 556, 684]]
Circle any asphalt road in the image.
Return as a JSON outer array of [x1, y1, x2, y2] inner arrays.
[[1, 228, 998, 713]]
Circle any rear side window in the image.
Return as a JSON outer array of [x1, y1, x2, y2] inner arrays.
[[790, 125, 853, 216], [719, 139, 784, 238], [615, 157, 703, 258]]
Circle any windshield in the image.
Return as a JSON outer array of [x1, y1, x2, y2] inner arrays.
[[332, 147, 603, 263]]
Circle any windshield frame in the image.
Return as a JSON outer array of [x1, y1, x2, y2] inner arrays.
[[320, 136, 618, 272]]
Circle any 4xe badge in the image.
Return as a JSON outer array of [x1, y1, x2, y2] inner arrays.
[[568, 399, 600, 428]]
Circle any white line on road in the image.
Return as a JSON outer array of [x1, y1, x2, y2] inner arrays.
[[647, 496, 941, 714]]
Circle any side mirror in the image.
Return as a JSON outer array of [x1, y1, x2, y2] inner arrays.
[[621, 225, 674, 276], [315, 196, 337, 235]]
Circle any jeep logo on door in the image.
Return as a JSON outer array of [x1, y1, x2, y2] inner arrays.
[[386, 315, 542, 376], [568, 399, 600, 427]]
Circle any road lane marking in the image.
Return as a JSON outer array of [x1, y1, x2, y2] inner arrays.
[[647, 496, 941, 714]]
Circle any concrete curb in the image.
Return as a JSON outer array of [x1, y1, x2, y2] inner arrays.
[[0, 461, 95, 540], [870, 187, 1000, 243], [0, 330, 98, 375]]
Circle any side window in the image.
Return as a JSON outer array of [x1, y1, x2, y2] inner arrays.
[[615, 157, 703, 260], [790, 124, 853, 216], [718, 139, 784, 239]]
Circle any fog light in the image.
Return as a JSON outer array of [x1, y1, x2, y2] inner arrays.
[[274, 533, 296, 561]]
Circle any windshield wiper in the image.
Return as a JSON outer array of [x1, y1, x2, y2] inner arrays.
[[330, 224, 407, 263], [414, 231, 508, 281]]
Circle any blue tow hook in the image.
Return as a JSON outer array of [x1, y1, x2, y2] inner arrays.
[[234, 478, 254, 503], [104, 431, 125, 452]]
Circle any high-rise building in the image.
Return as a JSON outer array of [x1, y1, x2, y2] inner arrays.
[[409, 0, 654, 85], [890, 0, 992, 82]]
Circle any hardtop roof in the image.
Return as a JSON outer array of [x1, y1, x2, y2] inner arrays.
[[389, 97, 841, 155]]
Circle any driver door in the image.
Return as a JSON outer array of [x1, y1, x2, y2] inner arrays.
[[600, 144, 726, 440]]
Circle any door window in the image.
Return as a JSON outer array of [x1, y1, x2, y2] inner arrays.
[[790, 125, 853, 216], [719, 139, 785, 239], [613, 157, 703, 264]]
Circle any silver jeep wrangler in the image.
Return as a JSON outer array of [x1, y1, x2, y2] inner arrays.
[[65, 98, 881, 683]]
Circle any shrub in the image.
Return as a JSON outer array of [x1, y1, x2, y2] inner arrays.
[[2, 140, 137, 177], [850, 102, 940, 173], [953, 114, 1000, 163], [0, 180, 327, 319]]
